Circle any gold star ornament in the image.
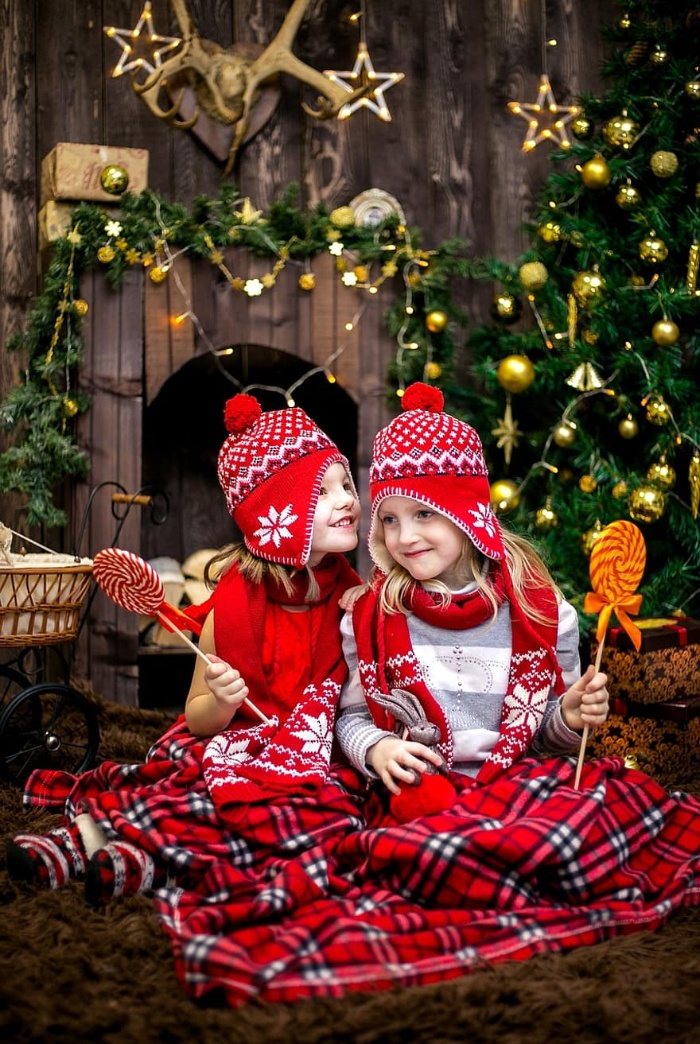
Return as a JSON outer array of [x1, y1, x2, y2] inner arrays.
[[508, 74, 581, 152], [492, 400, 523, 466], [325, 44, 404, 122], [104, 1, 181, 78]]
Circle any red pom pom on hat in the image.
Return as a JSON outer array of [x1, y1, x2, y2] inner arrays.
[[401, 382, 444, 413], [223, 393, 262, 435]]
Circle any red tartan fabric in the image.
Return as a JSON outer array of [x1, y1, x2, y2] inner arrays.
[[24, 724, 700, 1007]]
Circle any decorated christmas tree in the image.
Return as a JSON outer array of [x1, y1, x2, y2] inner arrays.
[[447, 0, 700, 623]]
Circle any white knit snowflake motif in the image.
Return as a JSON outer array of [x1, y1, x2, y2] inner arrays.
[[254, 503, 298, 547], [291, 712, 330, 753], [502, 681, 549, 732], [468, 501, 497, 538]]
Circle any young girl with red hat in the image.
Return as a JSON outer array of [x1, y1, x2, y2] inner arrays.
[[7, 393, 361, 903]]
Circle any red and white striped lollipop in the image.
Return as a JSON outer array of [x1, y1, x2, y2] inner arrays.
[[93, 547, 270, 724]]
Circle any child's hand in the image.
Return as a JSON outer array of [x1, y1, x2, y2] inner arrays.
[[367, 736, 444, 795], [339, 583, 368, 612], [560, 664, 609, 732], [204, 654, 249, 712]]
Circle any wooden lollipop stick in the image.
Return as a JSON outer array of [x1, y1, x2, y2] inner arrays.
[[573, 638, 606, 790], [155, 610, 271, 725]]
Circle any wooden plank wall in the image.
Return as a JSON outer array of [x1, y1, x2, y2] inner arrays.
[[1, 0, 617, 701]]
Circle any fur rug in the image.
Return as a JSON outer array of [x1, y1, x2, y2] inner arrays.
[[2, 691, 700, 1044]]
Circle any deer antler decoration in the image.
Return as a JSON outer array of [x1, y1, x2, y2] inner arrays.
[[130, 0, 370, 175]]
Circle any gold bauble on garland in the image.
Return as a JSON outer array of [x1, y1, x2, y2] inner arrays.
[[645, 394, 671, 426], [490, 479, 520, 513], [618, 13, 632, 30], [425, 361, 442, 379], [425, 309, 448, 333], [538, 220, 563, 243], [651, 318, 680, 345], [298, 273, 316, 291], [582, 520, 604, 556], [572, 268, 606, 305], [612, 480, 629, 500], [73, 299, 89, 316], [650, 150, 679, 177], [496, 354, 535, 393], [580, 155, 612, 189], [553, 420, 577, 448], [639, 233, 668, 264], [99, 164, 129, 195], [628, 485, 665, 523], [148, 265, 168, 284], [602, 112, 640, 148], [329, 206, 356, 229], [618, 414, 639, 439], [535, 499, 558, 530], [571, 115, 593, 140], [62, 397, 79, 418], [646, 457, 676, 490], [490, 293, 522, 324], [579, 474, 598, 493], [615, 182, 642, 209], [649, 44, 669, 65], [685, 80, 700, 100], [518, 261, 548, 292], [97, 245, 116, 264]]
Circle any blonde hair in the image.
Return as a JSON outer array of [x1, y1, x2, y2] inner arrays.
[[374, 524, 560, 627], [204, 543, 320, 602]]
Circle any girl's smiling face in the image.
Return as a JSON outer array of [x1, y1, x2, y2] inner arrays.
[[376, 496, 469, 588], [307, 462, 360, 566]]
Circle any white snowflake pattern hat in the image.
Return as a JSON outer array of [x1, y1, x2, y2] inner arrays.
[[217, 394, 355, 568]]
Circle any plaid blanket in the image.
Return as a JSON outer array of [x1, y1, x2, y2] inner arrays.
[[25, 725, 700, 1007]]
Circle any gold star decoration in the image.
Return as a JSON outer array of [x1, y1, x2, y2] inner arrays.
[[66, 227, 82, 245], [492, 399, 523, 466], [507, 74, 581, 152], [233, 198, 263, 225], [103, 1, 181, 78], [325, 43, 404, 122]]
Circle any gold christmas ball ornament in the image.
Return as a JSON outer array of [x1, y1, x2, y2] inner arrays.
[[685, 80, 700, 100], [62, 397, 79, 418], [602, 112, 640, 148], [99, 163, 129, 195], [496, 354, 535, 393], [489, 479, 521, 514], [538, 220, 563, 243], [572, 268, 606, 305], [148, 265, 168, 284], [571, 114, 593, 140], [651, 318, 680, 346], [618, 414, 639, 439], [639, 233, 668, 264], [646, 458, 676, 490], [518, 261, 548, 292], [582, 328, 598, 345], [580, 155, 612, 189], [579, 474, 598, 494], [645, 394, 671, 426], [535, 499, 559, 530], [628, 485, 665, 523], [553, 420, 577, 448], [424, 361, 443, 380], [612, 480, 629, 500], [649, 45, 669, 65], [73, 298, 89, 317], [298, 273, 316, 291], [97, 245, 116, 264], [425, 309, 449, 333], [649, 150, 679, 177], [490, 292, 522, 324], [615, 182, 642, 209], [618, 13, 632, 30], [329, 205, 356, 229], [582, 520, 604, 556]]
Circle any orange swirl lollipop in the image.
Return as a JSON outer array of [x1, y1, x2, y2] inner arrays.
[[574, 520, 646, 789]]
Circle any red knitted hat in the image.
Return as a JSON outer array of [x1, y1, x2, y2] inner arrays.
[[369, 382, 505, 567], [217, 394, 352, 568]]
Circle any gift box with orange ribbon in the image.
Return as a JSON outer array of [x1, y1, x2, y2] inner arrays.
[[592, 617, 700, 705]]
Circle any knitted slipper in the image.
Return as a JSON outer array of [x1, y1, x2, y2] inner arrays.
[[6, 826, 86, 888], [84, 842, 157, 906]]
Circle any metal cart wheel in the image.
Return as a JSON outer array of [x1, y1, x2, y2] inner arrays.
[[0, 664, 33, 708], [0, 683, 100, 785]]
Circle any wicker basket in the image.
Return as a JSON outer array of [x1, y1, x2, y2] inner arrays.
[[0, 554, 93, 646]]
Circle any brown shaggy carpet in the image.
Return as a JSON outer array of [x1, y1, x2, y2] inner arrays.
[[2, 692, 700, 1044]]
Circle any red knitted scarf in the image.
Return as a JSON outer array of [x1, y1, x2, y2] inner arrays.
[[351, 567, 564, 784], [202, 554, 360, 821]]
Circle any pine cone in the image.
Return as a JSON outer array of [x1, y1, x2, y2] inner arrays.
[[625, 40, 649, 65]]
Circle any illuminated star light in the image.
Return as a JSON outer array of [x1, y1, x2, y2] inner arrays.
[[507, 74, 581, 152], [103, 1, 181, 78], [325, 44, 404, 122]]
